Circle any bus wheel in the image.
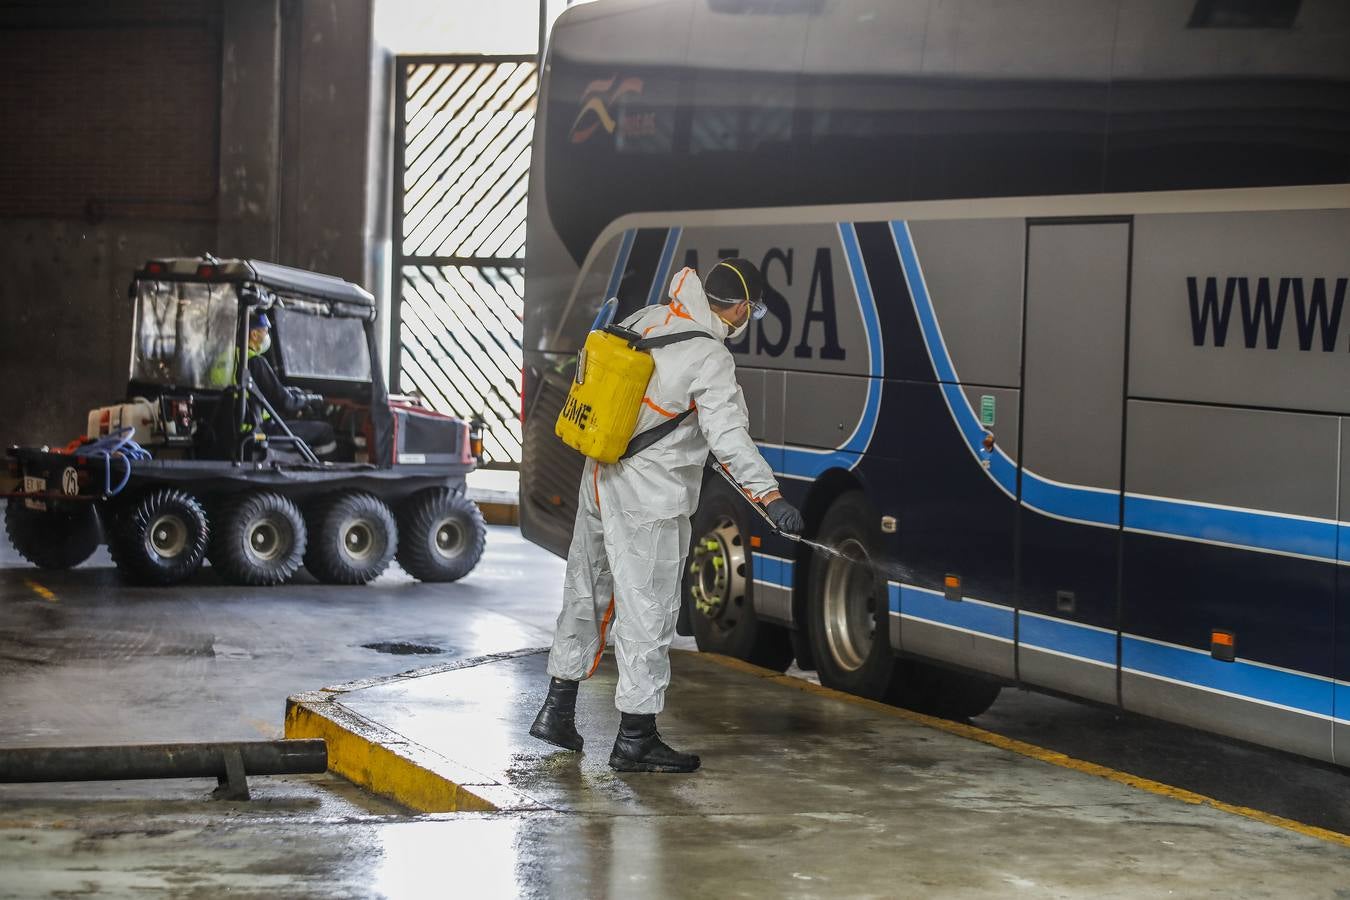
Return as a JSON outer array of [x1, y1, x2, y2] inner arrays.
[[396, 489, 486, 583], [304, 492, 397, 585], [805, 490, 903, 701], [909, 663, 1002, 720], [209, 492, 307, 586], [686, 481, 793, 671], [108, 489, 210, 585], [5, 499, 101, 571]]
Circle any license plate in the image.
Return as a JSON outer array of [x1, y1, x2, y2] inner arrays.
[[23, 475, 46, 511]]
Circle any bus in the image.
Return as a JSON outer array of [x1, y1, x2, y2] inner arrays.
[[520, 0, 1350, 765]]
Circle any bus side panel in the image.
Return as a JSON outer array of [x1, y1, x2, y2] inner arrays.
[[1117, 210, 1346, 762], [1121, 403, 1337, 762], [887, 219, 1025, 679], [1017, 222, 1130, 706], [891, 380, 1017, 681]]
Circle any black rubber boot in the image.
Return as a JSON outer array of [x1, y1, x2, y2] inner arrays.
[[608, 712, 700, 773], [529, 677, 583, 751]]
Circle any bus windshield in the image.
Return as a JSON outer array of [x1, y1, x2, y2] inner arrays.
[[130, 280, 240, 390]]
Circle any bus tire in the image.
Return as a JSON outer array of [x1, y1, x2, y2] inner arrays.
[[109, 489, 210, 586], [304, 492, 397, 585], [805, 490, 904, 701], [5, 499, 101, 571], [209, 492, 307, 586], [686, 478, 794, 672], [396, 489, 485, 582], [912, 664, 1002, 720]]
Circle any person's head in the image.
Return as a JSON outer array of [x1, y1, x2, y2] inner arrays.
[[703, 258, 765, 338], [248, 311, 272, 354]]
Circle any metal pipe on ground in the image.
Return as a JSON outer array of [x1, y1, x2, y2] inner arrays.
[[0, 739, 328, 800]]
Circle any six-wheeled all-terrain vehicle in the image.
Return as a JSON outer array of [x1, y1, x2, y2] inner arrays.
[[2, 257, 487, 586]]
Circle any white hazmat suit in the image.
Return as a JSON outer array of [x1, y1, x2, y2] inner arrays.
[[547, 267, 781, 714]]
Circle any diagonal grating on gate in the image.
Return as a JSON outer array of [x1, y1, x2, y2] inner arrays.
[[393, 55, 536, 467]]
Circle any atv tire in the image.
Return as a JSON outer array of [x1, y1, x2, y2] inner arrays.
[[209, 492, 307, 586], [108, 489, 210, 586], [4, 499, 101, 570], [396, 489, 485, 583], [304, 492, 397, 585]]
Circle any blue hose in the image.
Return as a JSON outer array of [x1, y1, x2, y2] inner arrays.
[[75, 427, 152, 497]]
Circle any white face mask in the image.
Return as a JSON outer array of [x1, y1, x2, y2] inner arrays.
[[714, 303, 749, 341], [724, 316, 749, 341]]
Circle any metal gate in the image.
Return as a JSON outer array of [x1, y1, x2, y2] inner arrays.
[[392, 54, 537, 468]]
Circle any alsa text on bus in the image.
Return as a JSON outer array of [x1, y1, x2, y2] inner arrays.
[[682, 246, 846, 361]]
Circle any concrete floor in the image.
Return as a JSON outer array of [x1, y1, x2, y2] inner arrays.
[[4, 522, 1350, 897]]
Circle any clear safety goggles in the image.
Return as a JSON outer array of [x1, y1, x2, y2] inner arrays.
[[709, 293, 768, 321]]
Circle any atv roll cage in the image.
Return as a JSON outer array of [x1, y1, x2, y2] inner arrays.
[[129, 257, 394, 467]]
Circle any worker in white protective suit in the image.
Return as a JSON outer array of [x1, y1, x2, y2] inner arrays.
[[530, 258, 806, 773]]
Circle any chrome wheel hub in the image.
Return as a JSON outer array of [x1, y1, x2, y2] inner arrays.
[[821, 537, 877, 672], [687, 515, 747, 629]]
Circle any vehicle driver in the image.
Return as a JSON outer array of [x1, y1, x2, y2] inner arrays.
[[244, 312, 335, 456], [530, 259, 806, 773]]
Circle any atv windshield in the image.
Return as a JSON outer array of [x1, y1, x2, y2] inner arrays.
[[130, 280, 240, 390], [275, 301, 372, 382]]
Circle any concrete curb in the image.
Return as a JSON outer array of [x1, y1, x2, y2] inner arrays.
[[284, 649, 548, 814]]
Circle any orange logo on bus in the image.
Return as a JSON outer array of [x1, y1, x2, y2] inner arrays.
[[569, 76, 645, 145]]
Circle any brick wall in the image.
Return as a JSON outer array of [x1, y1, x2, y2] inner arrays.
[[0, 0, 222, 222]]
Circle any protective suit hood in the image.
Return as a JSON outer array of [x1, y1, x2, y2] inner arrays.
[[666, 269, 731, 341]]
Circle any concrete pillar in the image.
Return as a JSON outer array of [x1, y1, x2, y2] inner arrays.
[[217, 0, 283, 261], [277, 0, 379, 288]]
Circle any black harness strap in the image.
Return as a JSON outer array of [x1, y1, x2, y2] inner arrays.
[[619, 329, 717, 460]]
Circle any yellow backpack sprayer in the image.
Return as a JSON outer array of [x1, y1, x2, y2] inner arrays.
[[555, 298, 714, 464]]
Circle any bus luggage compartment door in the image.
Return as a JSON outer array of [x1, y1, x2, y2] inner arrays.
[[1017, 221, 1129, 705]]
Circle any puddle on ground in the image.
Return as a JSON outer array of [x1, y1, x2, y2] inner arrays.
[[360, 641, 446, 656]]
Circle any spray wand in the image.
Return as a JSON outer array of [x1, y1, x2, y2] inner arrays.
[[710, 462, 853, 563]]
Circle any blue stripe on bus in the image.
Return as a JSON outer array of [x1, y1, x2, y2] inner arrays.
[[891, 218, 1346, 562], [886, 582, 1333, 719], [752, 552, 794, 589], [1125, 494, 1338, 561], [889, 584, 1015, 642], [646, 227, 683, 306], [1336, 683, 1350, 722], [604, 228, 636, 302], [1019, 614, 1115, 666], [1023, 476, 1119, 528], [769, 223, 883, 480], [1122, 636, 1332, 718]]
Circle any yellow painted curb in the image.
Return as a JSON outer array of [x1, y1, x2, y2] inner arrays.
[[284, 695, 497, 814], [694, 652, 1350, 851], [477, 501, 519, 526]]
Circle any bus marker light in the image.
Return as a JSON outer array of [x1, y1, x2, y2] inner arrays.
[[750, 535, 762, 548], [1211, 630, 1236, 662], [944, 574, 961, 601]]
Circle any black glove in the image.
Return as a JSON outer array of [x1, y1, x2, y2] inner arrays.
[[765, 498, 805, 536]]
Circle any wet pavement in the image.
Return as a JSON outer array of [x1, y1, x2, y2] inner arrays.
[[0, 526, 564, 747], [5, 520, 1350, 897]]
